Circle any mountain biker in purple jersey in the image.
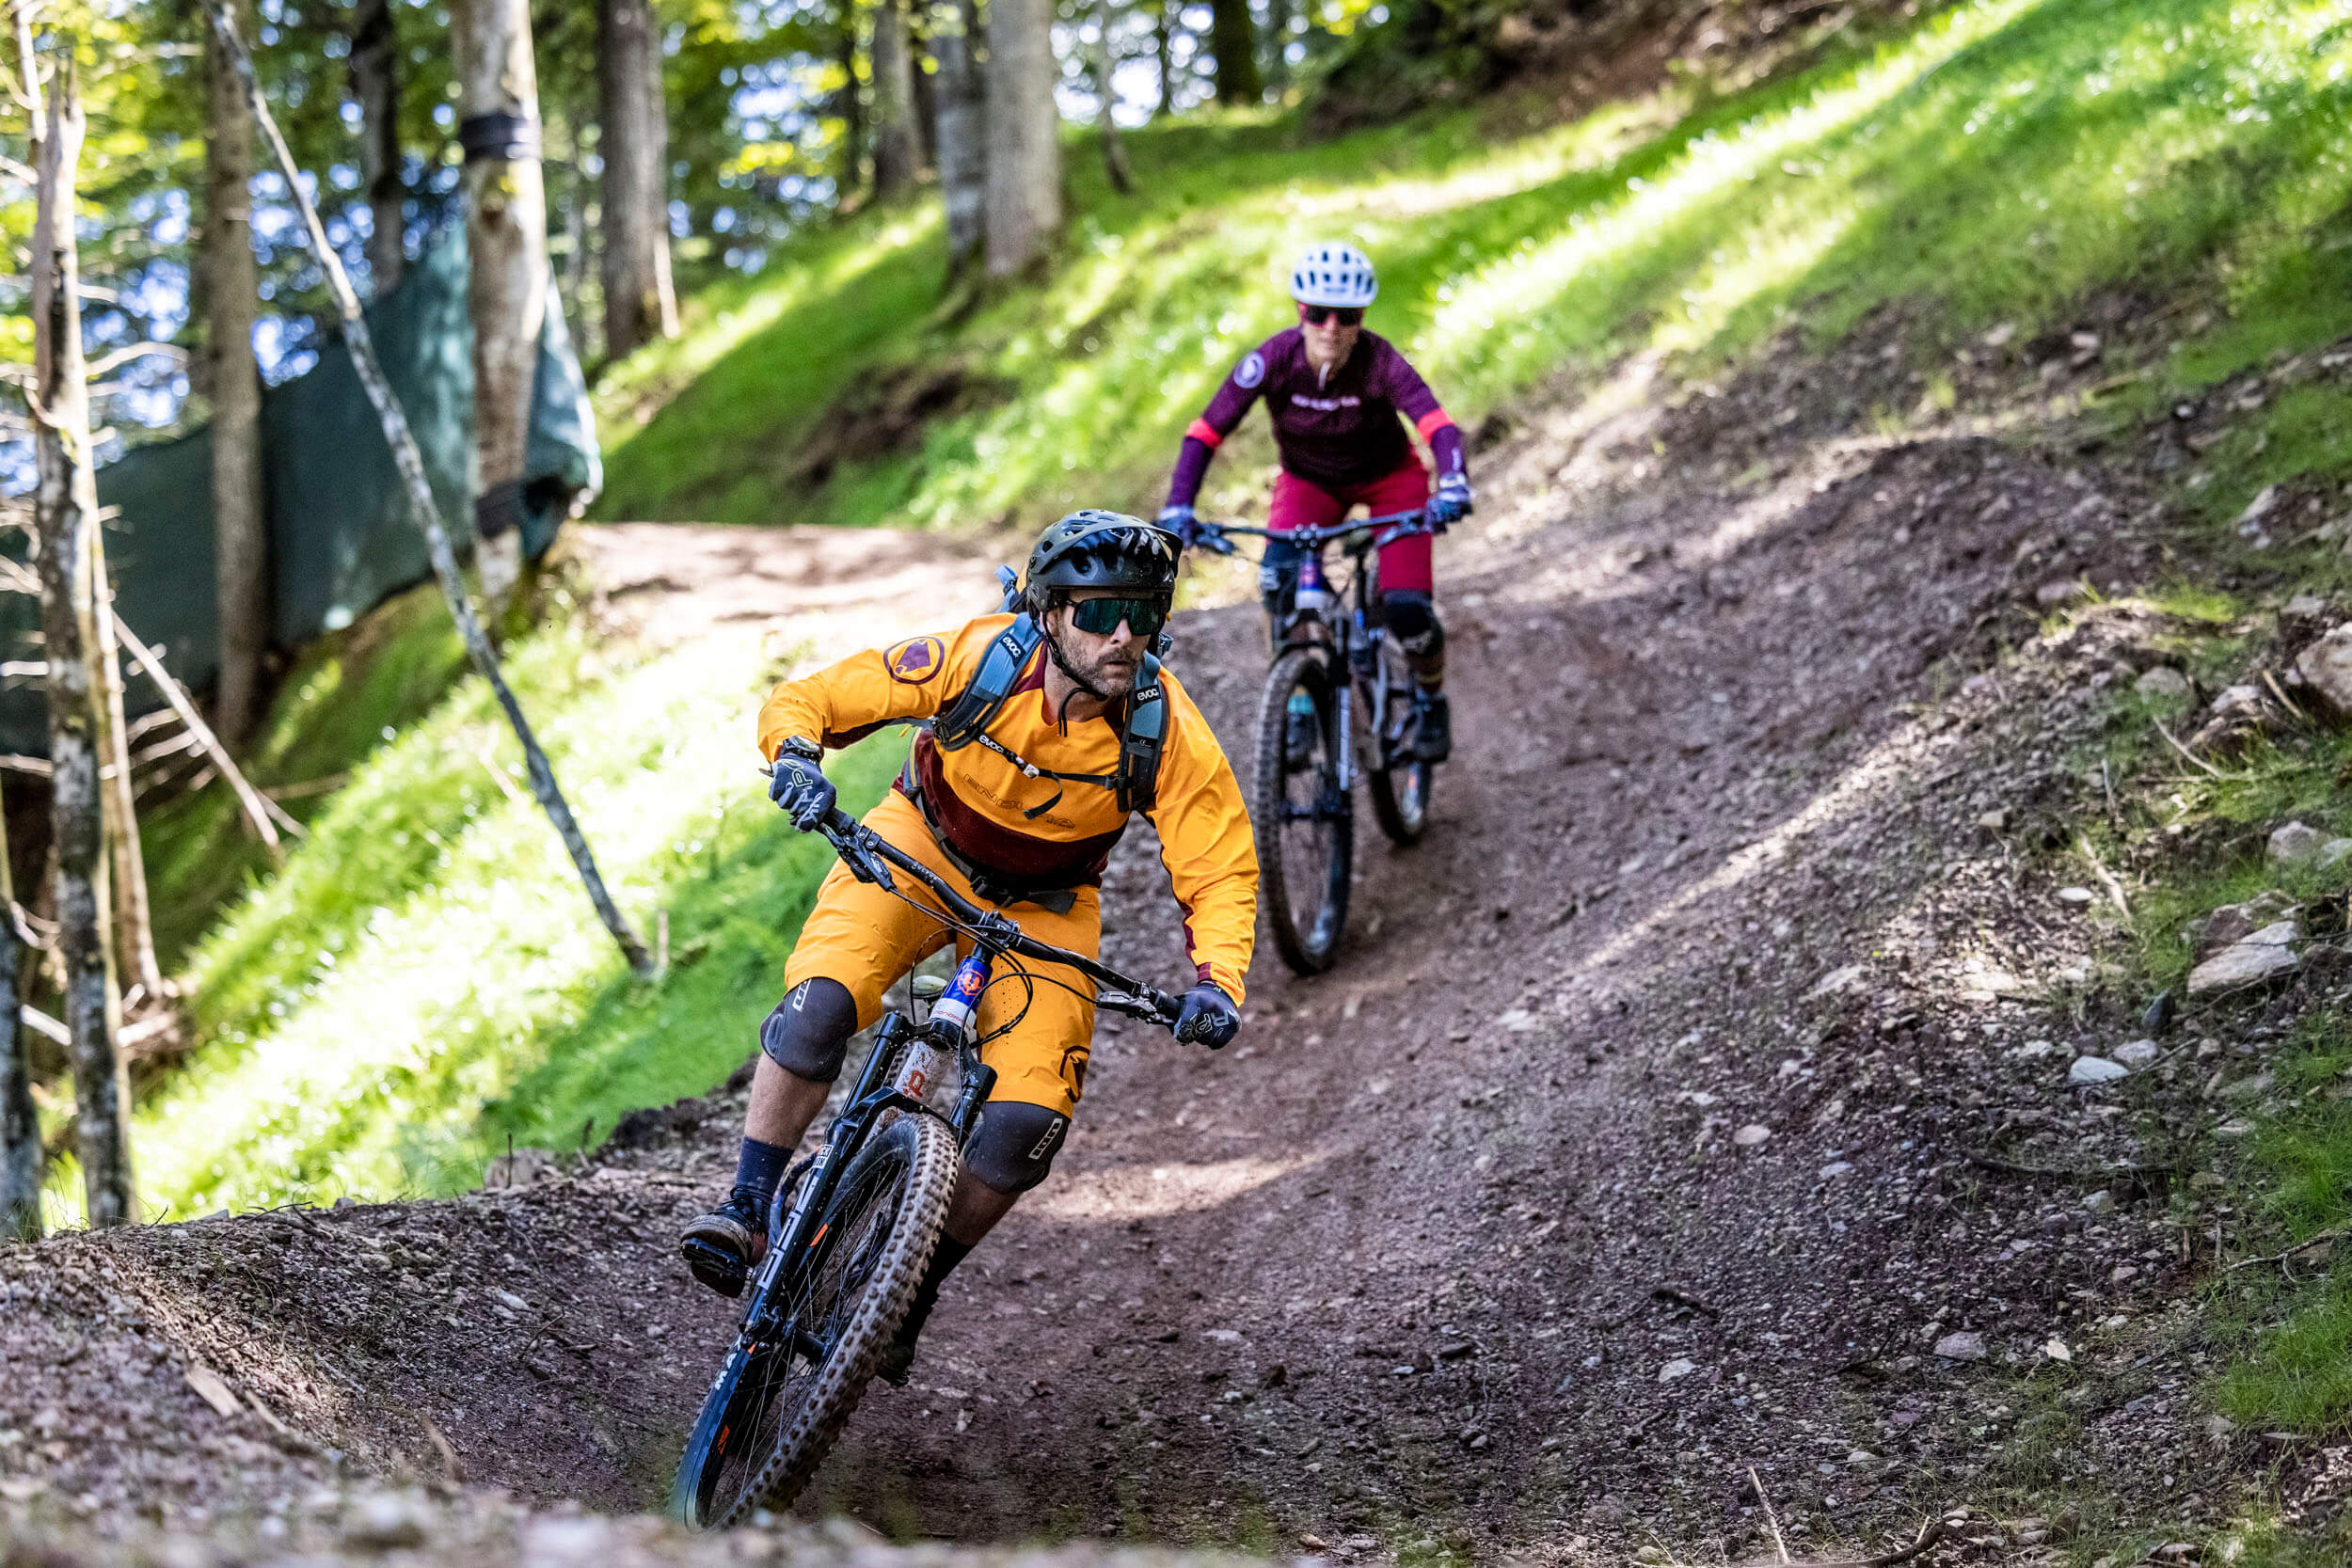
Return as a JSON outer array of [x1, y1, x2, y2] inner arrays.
[[1157, 242, 1471, 762]]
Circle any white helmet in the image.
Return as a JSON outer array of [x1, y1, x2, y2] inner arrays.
[[1289, 242, 1377, 309]]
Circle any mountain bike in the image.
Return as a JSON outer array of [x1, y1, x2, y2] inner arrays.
[[1193, 510, 1437, 975], [672, 796, 1186, 1529]]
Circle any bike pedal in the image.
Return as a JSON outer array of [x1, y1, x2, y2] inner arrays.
[[681, 1238, 749, 1299]]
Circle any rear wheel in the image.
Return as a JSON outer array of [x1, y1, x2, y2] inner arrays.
[[1254, 646, 1351, 974], [672, 1114, 959, 1528]]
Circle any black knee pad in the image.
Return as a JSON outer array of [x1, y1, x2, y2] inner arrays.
[[758, 978, 859, 1082], [963, 1101, 1069, 1195], [1382, 591, 1444, 657]]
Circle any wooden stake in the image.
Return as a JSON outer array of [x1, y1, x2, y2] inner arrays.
[[199, 0, 654, 978]]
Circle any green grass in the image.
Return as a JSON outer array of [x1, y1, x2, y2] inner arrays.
[[595, 0, 2352, 534], [47, 587, 908, 1223]]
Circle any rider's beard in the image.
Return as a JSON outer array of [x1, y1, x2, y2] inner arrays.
[[1069, 638, 1141, 699]]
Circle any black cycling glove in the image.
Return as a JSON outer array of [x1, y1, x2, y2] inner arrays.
[[769, 741, 836, 831], [1175, 982, 1241, 1049]]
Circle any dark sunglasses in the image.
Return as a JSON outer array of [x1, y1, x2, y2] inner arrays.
[[1063, 594, 1170, 639], [1299, 305, 1364, 327]]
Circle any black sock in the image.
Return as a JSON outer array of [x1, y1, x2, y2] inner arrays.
[[734, 1137, 791, 1205], [903, 1235, 974, 1333]]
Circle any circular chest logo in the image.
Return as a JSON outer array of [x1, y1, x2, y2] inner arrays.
[[885, 636, 946, 684], [1234, 351, 1266, 389]]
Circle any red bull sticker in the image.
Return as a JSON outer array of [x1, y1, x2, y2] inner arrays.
[[886, 636, 946, 684]]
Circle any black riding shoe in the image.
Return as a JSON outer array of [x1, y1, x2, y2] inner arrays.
[[875, 1294, 939, 1386], [1410, 690, 1452, 764], [679, 1186, 767, 1298]]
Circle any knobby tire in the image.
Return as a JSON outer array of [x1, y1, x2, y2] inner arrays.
[[1254, 646, 1350, 974], [675, 1113, 959, 1528]]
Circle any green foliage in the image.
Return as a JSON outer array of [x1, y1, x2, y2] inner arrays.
[[105, 588, 905, 1217], [596, 0, 2352, 534]]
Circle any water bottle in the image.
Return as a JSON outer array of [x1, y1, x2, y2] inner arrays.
[[927, 951, 991, 1043], [1294, 552, 1328, 619]]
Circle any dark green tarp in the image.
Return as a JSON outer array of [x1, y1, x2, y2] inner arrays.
[[1, 225, 598, 754]]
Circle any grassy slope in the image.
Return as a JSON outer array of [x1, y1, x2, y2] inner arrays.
[[596, 0, 2352, 541], [117, 0, 2352, 1298]]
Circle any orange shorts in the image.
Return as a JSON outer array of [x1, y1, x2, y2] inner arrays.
[[783, 790, 1100, 1117]]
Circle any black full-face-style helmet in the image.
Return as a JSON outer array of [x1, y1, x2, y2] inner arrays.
[[1023, 510, 1180, 610]]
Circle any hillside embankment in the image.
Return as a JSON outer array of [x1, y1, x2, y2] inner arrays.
[[16, 287, 2352, 1566]]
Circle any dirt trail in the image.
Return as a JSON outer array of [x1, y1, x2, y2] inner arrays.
[[4, 319, 2246, 1564]]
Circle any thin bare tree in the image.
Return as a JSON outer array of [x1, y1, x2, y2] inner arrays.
[[201, 0, 657, 980], [92, 540, 160, 1001], [454, 0, 542, 617], [205, 0, 266, 745], [982, 0, 1060, 277], [1090, 0, 1131, 194], [869, 0, 920, 196], [1208, 0, 1257, 103], [596, 0, 677, 358], [350, 0, 405, 292], [29, 45, 135, 1229]]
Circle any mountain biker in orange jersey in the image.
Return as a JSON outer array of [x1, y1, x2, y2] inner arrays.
[[1158, 241, 1471, 763], [681, 512, 1258, 1384]]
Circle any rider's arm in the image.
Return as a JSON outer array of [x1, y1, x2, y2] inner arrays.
[[755, 622, 990, 760], [1375, 343, 1469, 489], [1165, 341, 1276, 510], [1146, 678, 1260, 1005]]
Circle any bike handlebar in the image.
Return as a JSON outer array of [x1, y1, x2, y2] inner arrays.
[[1191, 509, 1432, 560], [785, 792, 1185, 1030]]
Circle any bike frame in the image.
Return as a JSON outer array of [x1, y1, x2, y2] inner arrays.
[[726, 800, 1184, 1360], [1198, 508, 1432, 783]]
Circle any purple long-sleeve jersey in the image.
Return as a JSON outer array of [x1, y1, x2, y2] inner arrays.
[[1165, 326, 1467, 508]]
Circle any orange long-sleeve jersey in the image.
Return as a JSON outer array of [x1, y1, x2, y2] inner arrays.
[[757, 615, 1258, 1001]]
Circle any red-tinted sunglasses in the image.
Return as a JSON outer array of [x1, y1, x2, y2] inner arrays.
[[1298, 304, 1364, 327]]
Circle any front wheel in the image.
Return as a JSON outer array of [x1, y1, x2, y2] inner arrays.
[[673, 1113, 960, 1528], [1254, 646, 1352, 974]]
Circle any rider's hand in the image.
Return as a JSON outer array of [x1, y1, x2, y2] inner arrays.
[[1157, 504, 1200, 550], [1427, 475, 1472, 531], [769, 741, 836, 831], [1175, 982, 1241, 1049]]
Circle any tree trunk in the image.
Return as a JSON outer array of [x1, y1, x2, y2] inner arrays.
[[455, 0, 547, 617], [0, 783, 35, 1238], [30, 56, 135, 1231], [932, 0, 986, 278], [1263, 0, 1291, 93], [911, 22, 938, 171], [202, 0, 656, 981], [981, 0, 1059, 277], [205, 0, 266, 749], [92, 538, 160, 1002], [868, 0, 919, 197], [350, 0, 405, 291], [597, 0, 677, 359], [1154, 0, 1173, 116], [834, 23, 865, 199], [1208, 0, 1258, 104], [1091, 0, 1131, 195], [3, 6, 44, 1244]]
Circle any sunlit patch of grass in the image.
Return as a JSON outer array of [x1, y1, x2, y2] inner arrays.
[[596, 0, 2352, 534], [89, 598, 908, 1219]]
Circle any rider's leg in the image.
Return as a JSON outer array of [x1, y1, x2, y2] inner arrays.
[[682, 800, 956, 1294], [1361, 458, 1449, 761], [878, 888, 1098, 1383]]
